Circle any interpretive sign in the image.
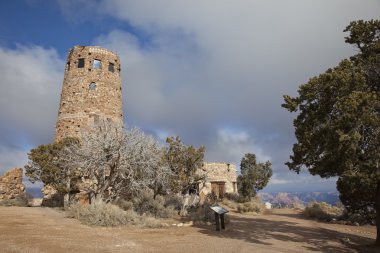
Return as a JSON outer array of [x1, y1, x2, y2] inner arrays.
[[210, 206, 229, 231], [210, 206, 229, 215]]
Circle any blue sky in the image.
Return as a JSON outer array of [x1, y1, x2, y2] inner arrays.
[[0, 0, 379, 192]]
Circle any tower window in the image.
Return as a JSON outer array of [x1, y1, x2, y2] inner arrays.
[[108, 62, 115, 72], [78, 58, 85, 68], [66, 62, 70, 71], [93, 59, 102, 69], [89, 82, 97, 90]]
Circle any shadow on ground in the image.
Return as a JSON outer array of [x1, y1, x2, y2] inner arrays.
[[194, 212, 378, 253]]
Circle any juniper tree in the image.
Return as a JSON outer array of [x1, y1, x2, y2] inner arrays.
[[164, 136, 205, 195], [283, 20, 380, 245], [237, 153, 272, 200]]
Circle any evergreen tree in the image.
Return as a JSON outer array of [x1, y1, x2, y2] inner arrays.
[[283, 20, 380, 245], [238, 153, 272, 200]]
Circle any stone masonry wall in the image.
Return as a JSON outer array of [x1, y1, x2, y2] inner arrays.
[[55, 45, 123, 142], [0, 168, 26, 200], [198, 163, 238, 197]]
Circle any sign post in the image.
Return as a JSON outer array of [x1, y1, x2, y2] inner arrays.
[[210, 206, 229, 231]]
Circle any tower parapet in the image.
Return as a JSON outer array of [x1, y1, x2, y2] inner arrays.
[[55, 45, 123, 142]]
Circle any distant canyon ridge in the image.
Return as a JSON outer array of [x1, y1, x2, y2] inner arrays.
[[258, 192, 339, 206]]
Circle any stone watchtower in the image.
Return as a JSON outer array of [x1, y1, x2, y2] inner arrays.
[[55, 46, 123, 142]]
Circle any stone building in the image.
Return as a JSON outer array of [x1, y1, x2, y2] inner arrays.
[[55, 45, 123, 142], [199, 163, 238, 199]]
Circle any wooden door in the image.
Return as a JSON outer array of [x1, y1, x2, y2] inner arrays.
[[211, 182, 225, 199], [211, 182, 219, 197], [218, 183, 225, 198]]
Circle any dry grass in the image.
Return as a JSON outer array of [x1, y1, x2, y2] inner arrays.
[[66, 199, 136, 226], [66, 198, 170, 228], [303, 201, 344, 221], [237, 197, 266, 214], [0, 194, 30, 207], [292, 202, 306, 211], [221, 199, 238, 209], [132, 191, 177, 218]]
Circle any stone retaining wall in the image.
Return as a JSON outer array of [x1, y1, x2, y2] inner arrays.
[[0, 168, 26, 200]]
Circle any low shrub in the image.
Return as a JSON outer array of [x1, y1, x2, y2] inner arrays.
[[113, 199, 133, 211], [0, 194, 30, 207], [222, 199, 238, 209], [164, 194, 183, 210], [188, 194, 215, 222], [137, 215, 167, 228], [188, 194, 230, 224], [237, 197, 266, 214], [303, 202, 344, 221], [188, 202, 215, 223], [132, 191, 176, 218], [292, 201, 305, 211], [66, 199, 137, 226], [66, 198, 170, 228], [223, 193, 240, 202]]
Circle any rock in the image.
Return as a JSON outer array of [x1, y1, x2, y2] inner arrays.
[[28, 198, 43, 207], [194, 221, 206, 226], [353, 222, 360, 226], [177, 223, 184, 227], [183, 221, 194, 227], [340, 237, 351, 244], [0, 168, 26, 200]]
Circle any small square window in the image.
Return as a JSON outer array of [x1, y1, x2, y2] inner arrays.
[[93, 59, 102, 69], [108, 62, 115, 72], [89, 82, 97, 90], [78, 58, 85, 68]]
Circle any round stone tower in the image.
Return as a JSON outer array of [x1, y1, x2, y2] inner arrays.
[[55, 45, 123, 142]]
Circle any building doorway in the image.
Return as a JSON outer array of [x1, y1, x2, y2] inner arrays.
[[211, 182, 225, 199]]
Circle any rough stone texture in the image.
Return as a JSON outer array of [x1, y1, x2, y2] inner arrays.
[[55, 45, 123, 142], [48, 45, 123, 205], [41, 184, 63, 207], [198, 163, 238, 198], [0, 168, 26, 200]]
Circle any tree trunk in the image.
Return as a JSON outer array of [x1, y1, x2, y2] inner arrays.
[[64, 193, 69, 208], [376, 180, 380, 246], [63, 178, 71, 208]]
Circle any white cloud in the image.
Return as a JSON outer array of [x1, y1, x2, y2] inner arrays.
[[0, 44, 65, 186], [0, 45, 64, 144], [270, 178, 294, 185], [84, 1, 380, 192], [206, 128, 271, 165], [0, 146, 28, 174]]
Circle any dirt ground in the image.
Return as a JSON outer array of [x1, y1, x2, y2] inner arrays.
[[0, 206, 378, 253]]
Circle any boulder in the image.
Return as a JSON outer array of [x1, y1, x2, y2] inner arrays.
[[41, 184, 64, 207]]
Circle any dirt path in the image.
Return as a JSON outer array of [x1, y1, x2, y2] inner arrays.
[[0, 207, 377, 253]]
